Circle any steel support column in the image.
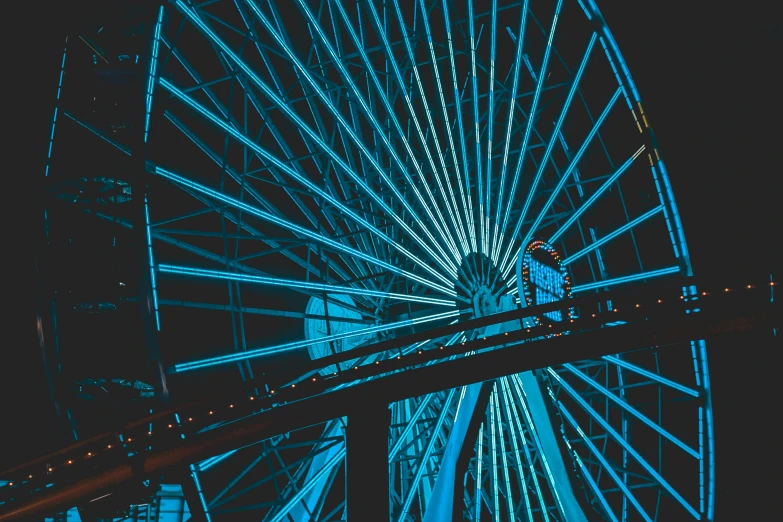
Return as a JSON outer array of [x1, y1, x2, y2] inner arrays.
[[346, 404, 390, 521], [178, 467, 209, 522]]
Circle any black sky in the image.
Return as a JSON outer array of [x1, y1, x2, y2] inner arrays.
[[6, 1, 781, 520], [587, 5, 782, 519], [604, 7, 781, 518]]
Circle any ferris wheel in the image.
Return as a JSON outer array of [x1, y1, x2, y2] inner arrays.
[[42, 0, 715, 520]]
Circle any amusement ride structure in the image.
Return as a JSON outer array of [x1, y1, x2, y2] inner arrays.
[[4, 0, 779, 520]]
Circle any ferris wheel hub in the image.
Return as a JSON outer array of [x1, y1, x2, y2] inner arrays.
[[472, 285, 499, 318]]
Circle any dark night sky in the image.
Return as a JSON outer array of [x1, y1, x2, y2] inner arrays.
[[598, 8, 781, 517], [5, 2, 781, 520]]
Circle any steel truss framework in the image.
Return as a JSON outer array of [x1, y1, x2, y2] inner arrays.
[[31, 0, 715, 520]]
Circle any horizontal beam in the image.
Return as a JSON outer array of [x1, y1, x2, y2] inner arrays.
[[1, 297, 774, 520], [289, 288, 640, 379], [1, 284, 641, 477]]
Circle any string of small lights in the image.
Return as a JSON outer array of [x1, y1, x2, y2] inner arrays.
[[0, 280, 775, 498]]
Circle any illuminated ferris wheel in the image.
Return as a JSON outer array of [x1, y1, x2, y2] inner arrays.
[[42, 0, 714, 520]]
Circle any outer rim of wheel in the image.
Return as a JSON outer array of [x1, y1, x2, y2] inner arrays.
[[583, 1, 714, 518]]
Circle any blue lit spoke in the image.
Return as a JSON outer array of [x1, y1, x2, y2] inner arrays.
[[162, 26, 336, 242], [144, 196, 161, 330], [493, 0, 564, 265], [299, 0, 460, 269], [571, 452, 619, 522], [243, 0, 458, 278], [389, 394, 435, 463], [496, 33, 598, 274], [475, 422, 484, 520], [571, 266, 681, 293], [548, 368, 701, 519], [501, 86, 622, 279], [468, 0, 485, 255], [153, 164, 456, 298], [511, 374, 560, 520], [233, 2, 455, 277], [332, 0, 461, 264], [563, 205, 664, 265], [303, 5, 453, 270], [340, 3, 456, 270], [389, 0, 469, 255], [173, 2, 454, 282], [489, 389, 500, 522], [502, 381, 546, 513], [556, 365, 700, 459], [188, 465, 213, 522], [362, 0, 467, 261], [504, 379, 551, 521], [491, 1, 529, 261], [499, 378, 533, 522], [162, 38, 375, 284], [415, 0, 472, 258], [492, 386, 516, 521], [172, 309, 465, 373], [484, 0, 498, 258], [397, 388, 458, 522], [602, 355, 699, 398], [549, 144, 645, 243], [91, 209, 341, 299], [158, 79, 456, 291], [141, 9, 165, 331], [440, 0, 477, 253], [616, 364, 630, 522], [44, 37, 69, 179], [160, 47, 374, 285], [159, 113, 372, 288], [158, 264, 456, 307], [267, 448, 347, 522], [161, 117, 373, 293], [143, 6, 164, 143], [198, 450, 237, 472], [558, 402, 653, 522]]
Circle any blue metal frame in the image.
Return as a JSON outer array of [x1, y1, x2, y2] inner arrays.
[[35, 0, 715, 520]]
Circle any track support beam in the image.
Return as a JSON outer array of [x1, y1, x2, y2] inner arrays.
[[346, 404, 390, 521], [179, 468, 209, 522]]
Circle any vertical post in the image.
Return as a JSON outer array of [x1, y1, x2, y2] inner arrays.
[[452, 381, 494, 519], [179, 466, 211, 522], [346, 404, 390, 521], [131, 1, 169, 404]]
